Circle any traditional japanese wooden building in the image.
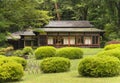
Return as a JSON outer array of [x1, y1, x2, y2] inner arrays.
[[8, 21, 104, 49]]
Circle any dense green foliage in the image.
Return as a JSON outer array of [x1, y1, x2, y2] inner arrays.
[[97, 49, 120, 60], [13, 47, 33, 58], [56, 47, 83, 59], [35, 46, 56, 59], [0, 33, 6, 46], [104, 44, 120, 50], [78, 56, 120, 77], [13, 50, 23, 57], [0, 58, 24, 82], [40, 57, 70, 73], [22, 47, 33, 55], [9, 56, 27, 69], [0, 0, 51, 46]]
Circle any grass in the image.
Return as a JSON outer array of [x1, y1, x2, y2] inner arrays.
[[7, 48, 120, 83]]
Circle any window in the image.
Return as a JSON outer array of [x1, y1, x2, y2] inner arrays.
[[63, 37, 69, 44], [70, 37, 75, 44], [48, 37, 53, 44], [53, 37, 63, 45], [76, 36, 84, 45], [92, 36, 98, 44], [84, 37, 92, 45], [25, 40, 32, 46]]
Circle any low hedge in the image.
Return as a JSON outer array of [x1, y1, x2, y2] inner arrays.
[[104, 44, 120, 50], [40, 57, 70, 73], [78, 56, 120, 77], [56, 47, 83, 59], [35, 46, 56, 59], [9, 56, 27, 69], [0, 58, 24, 82], [97, 49, 120, 60]]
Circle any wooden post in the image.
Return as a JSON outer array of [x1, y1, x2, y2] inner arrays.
[[24, 40, 25, 48], [98, 35, 100, 48], [68, 36, 70, 46]]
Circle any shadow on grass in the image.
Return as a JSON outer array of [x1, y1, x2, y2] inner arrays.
[[5, 79, 24, 83], [73, 74, 120, 79]]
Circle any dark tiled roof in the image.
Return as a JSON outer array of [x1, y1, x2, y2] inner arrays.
[[39, 28, 104, 32], [7, 30, 35, 39], [45, 21, 93, 28]]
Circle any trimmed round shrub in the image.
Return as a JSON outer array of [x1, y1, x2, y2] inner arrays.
[[0, 57, 12, 65], [56, 47, 83, 59], [106, 41, 120, 45], [0, 62, 24, 82], [78, 56, 120, 77], [104, 44, 120, 50], [40, 57, 70, 73], [22, 47, 33, 55], [9, 56, 27, 69], [35, 46, 56, 59], [97, 49, 120, 60]]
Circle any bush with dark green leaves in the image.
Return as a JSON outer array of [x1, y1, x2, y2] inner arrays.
[[35, 46, 56, 59], [0, 58, 24, 82], [40, 57, 70, 73], [56, 47, 83, 59], [104, 44, 120, 50], [78, 56, 120, 77], [9, 56, 27, 69], [97, 49, 120, 60]]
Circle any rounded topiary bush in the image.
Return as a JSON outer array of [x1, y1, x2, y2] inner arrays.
[[40, 57, 70, 73], [0, 62, 24, 82], [22, 47, 33, 55], [9, 56, 27, 69], [97, 49, 120, 60], [35, 46, 56, 59], [104, 44, 120, 50], [78, 56, 120, 77], [56, 47, 83, 59]]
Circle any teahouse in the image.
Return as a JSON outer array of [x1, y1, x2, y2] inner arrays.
[[8, 21, 104, 49]]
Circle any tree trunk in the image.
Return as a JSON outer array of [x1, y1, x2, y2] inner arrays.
[[54, 2, 60, 20]]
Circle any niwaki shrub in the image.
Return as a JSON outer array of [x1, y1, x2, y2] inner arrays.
[[35, 46, 56, 59], [0, 62, 24, 82], [97, 49, 120, 60], [56, 47, 83, 59], [104, 44, 120, 50], [78, 56, 120, 77], [40, 57, 70, 73], [9, 56, 27, 69]]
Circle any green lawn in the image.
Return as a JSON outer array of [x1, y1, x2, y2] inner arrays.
[[7, 48, 120, 83]]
